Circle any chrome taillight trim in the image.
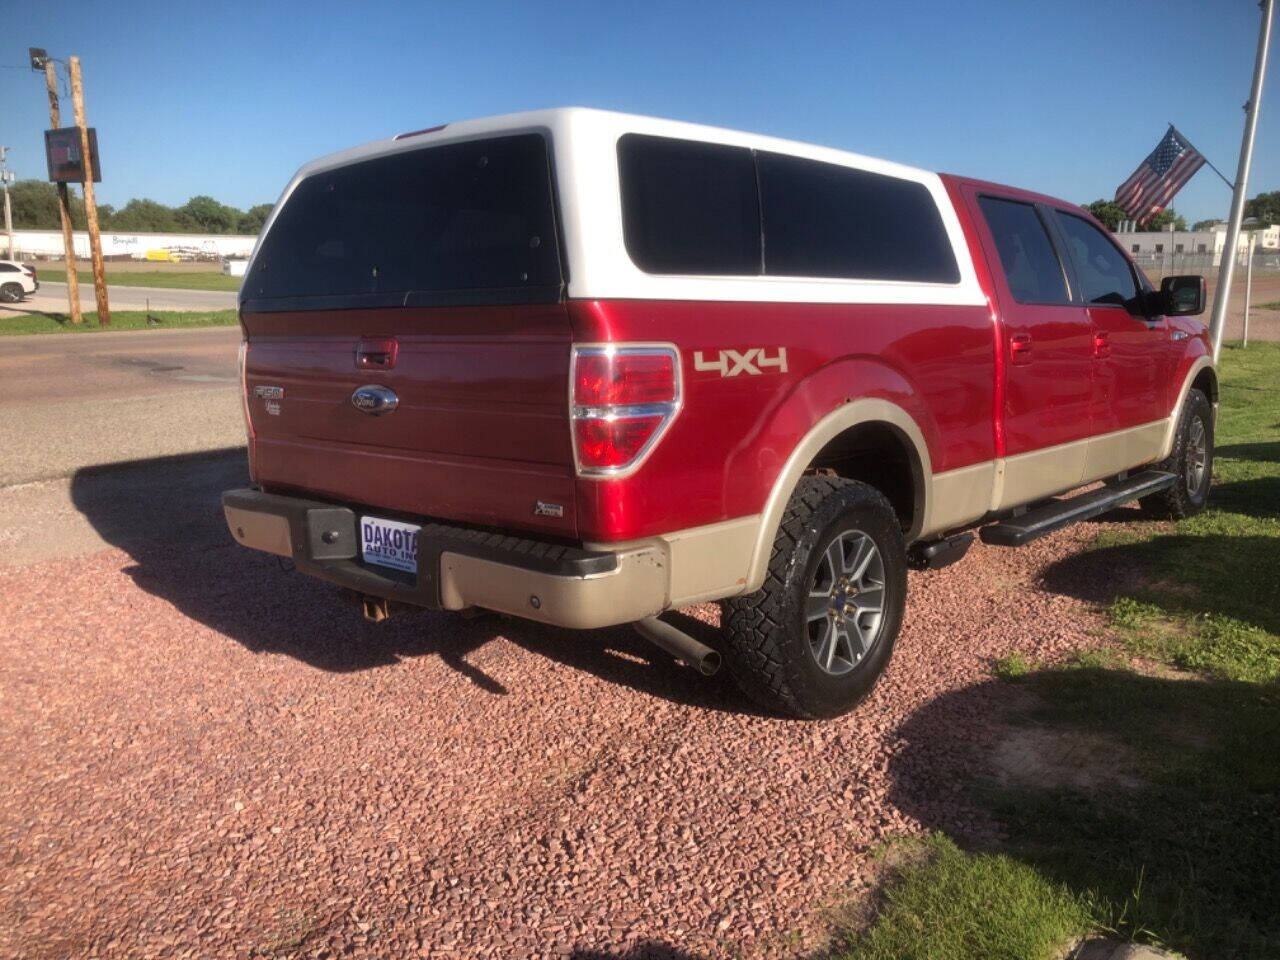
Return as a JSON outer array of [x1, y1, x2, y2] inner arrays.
[[569, 343, 683, 479]]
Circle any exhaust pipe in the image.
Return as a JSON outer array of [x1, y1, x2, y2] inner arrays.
[[634, 616, 722, 676], [361, 595, 390, 623]]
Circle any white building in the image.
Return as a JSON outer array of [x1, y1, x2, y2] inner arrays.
[[1114, 221, 1279, 266], [6, 229, 257, 262]]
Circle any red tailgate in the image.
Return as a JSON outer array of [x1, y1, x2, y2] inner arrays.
[[242, 303, 578, 538]]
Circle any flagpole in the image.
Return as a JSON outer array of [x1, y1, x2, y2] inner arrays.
[[1210, 0, 1273, 362], [1168, 123, 1235, 190]]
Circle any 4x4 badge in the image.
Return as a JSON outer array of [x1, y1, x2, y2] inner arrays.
[[693, 347, 788, 377]]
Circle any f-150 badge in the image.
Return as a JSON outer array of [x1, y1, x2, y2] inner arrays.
[[693, 347, 788, 377]]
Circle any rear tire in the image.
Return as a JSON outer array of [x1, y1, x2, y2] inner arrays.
[[0, 283, 23, 304], [721, 476, 906, 719], [1140, 387, 1213, 519]]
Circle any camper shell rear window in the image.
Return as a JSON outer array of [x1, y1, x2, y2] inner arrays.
[[243, 133, 562, 311]]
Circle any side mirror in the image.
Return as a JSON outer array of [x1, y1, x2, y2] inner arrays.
[[1159, 275, 1206, 316]]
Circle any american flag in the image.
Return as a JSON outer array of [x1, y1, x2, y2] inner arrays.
[[1114, 127, 1205, 226]]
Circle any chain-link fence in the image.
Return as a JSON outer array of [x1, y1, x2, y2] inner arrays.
[[1133, 249, 1280, 280]]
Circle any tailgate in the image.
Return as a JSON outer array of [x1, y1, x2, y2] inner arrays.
[[241, 304, 576, 538]]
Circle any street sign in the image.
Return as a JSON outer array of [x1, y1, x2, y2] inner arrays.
[[44, 127, 101, 183]]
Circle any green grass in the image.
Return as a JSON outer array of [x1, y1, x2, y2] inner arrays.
[[0, 309, 238, 335], [1090, 342, 1280, 683], [984, 666, 1279, 958], [844, 345, 1279, 960], [839, 834, 1092, 960], [1254, 300, 1280, 310], [37, 268, 240, 291], [991, 651, 1033, 679]]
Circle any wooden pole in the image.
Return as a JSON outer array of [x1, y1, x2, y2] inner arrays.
[[44, 60, 81, 325], [68, 57, 108, 326]]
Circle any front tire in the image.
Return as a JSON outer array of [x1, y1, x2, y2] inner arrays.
[[1141, 387, 1213, 519], [721, 476, 907, 719]]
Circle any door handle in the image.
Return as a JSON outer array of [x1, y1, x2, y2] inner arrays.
[[1093, 330, 1111, 358], [356, 337, 399, 369], [1010, 333, 1032, 365]]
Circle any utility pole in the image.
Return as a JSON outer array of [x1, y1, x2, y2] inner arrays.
[[68, 56, 109, 326], [42, 57, 82, 325], [1210, 0, 1273, 361], [0, 148, 13, 260]]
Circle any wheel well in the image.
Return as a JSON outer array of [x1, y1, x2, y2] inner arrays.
[[806, 422, 923, 532], [1192, 367, 1218, 405]]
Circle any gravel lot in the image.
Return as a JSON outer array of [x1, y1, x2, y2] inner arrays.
[[0, 450, 1121, 959]]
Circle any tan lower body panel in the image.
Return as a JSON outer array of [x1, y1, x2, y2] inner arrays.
[[438, 546, 668, 631], [583, 515, 761, 609], [994, 418, 1169, 513], [1083, 419, 1168, 482], [224, 504, 292, 557], [921, 461, 996, 538]]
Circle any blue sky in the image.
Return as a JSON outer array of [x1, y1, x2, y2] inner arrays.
[[2, 0, 1276, 224]]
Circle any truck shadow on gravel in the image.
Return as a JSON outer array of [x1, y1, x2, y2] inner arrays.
[[68, 449, 750, 713], [886, 667, 1280, 959]]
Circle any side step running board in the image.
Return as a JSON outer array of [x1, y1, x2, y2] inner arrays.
[[980, 470, 1176, 547]]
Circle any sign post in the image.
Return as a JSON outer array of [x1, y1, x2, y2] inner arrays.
[[68, 56, 109, 326], [40, 55, 82, 325]]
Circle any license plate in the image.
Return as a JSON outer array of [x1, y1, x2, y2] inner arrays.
[[359, 516, 421, 574]]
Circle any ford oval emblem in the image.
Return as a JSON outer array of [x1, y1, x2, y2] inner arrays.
[[351, 384, 399, 415]]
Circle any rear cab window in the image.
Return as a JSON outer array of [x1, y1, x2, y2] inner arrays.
[[757, 152, 958, 283], [617, 134, 761, 275], [244, 133, 562, 309], [616, 133, 959, 284]]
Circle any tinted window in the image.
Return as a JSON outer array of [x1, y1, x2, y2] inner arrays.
[[246, 134, 561, 303], [977, 197, 1068, 304], [758, 152, 959, 283], [0, 264, 18, 273], [618, 134, 760, 275], [1054, 212, 1141, 311]]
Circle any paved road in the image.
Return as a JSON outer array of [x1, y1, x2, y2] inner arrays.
[[13, 280, 238, 314], [0, 325, 244, 486]]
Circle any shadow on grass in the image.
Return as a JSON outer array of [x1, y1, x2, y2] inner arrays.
[[1041, 533, 1280, 636], [1216, 440, 1280, 464], [889, 667, 1280, 959], [1209, 475, 1280, 518], [67, 449, 753, 715]]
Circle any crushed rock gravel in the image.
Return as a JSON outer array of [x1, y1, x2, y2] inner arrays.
[[0, 510, 1137, 959]]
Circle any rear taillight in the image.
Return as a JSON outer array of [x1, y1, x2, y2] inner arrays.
[[570, 344, 681, 476], [238, 339, 254, 440]]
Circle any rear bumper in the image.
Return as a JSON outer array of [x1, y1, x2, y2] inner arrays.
[[221, 488, 667, 629]]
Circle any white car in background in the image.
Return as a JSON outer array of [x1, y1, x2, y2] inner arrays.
[[0, 260, 38, 303]]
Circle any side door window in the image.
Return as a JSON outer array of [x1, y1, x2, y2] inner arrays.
[[1052, 212, 1143, 315], [977, 197, 1070, 304]]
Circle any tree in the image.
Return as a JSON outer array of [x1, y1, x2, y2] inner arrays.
[[178, 195, 239, 234], [237, 203, 273, 235], [5, 180, 267, 234], [1086, 199, 1127, 231], [1244, 190, 1280, 227], [7, 179, 86, 230], [1192, 218, 1222, 231], [1146, 208, 1186, 232]]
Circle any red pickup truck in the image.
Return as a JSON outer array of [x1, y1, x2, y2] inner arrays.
[[223, 108, 1215, 718]]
